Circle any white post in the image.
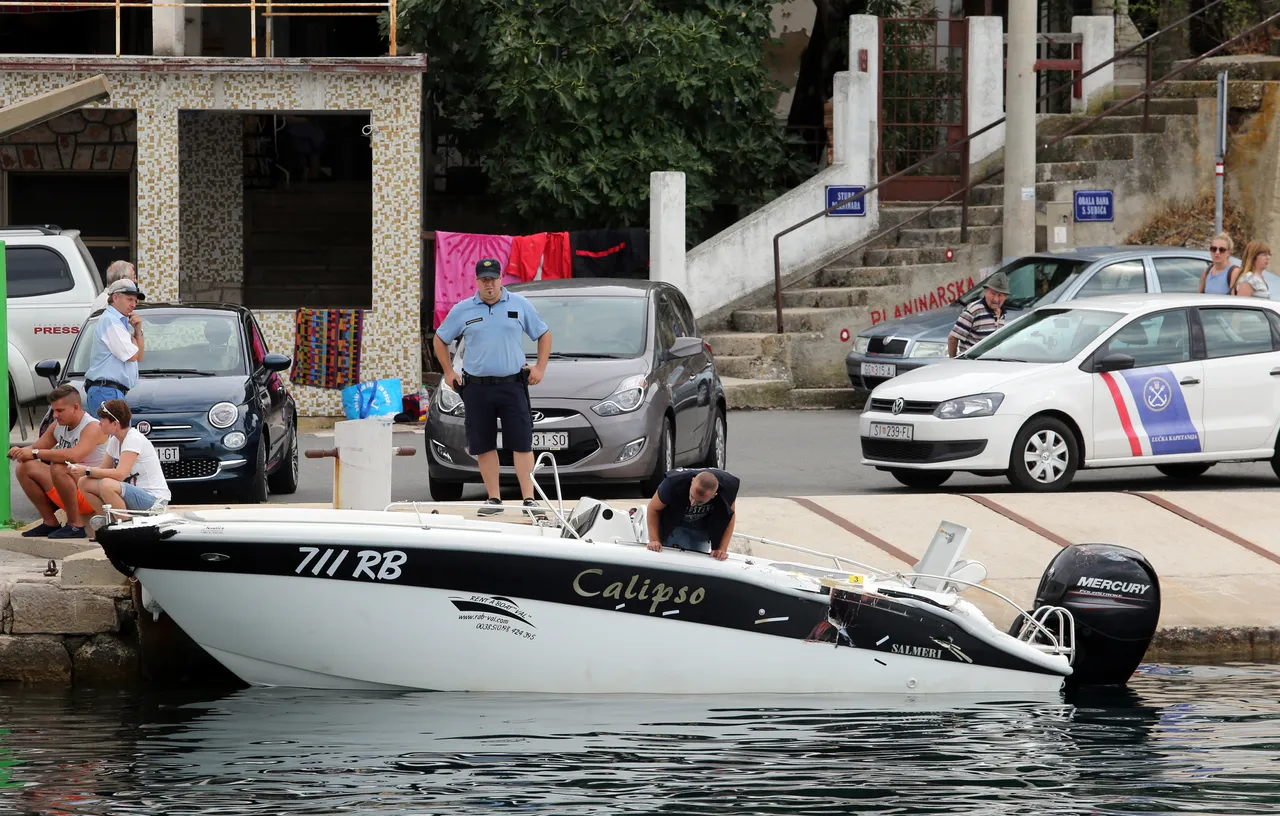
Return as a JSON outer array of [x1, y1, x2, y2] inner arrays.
[[1072, 15, 1115, 114], [649, 171, 687, 293], [152, 2, 187, 56], [333, 418, 394, 510], [846, 14, 879, 217], [967, 16, 1005, 167], [1002, 0, 1037, 260]]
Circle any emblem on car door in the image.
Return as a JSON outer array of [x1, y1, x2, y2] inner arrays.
[[892, 398, 905, 415]]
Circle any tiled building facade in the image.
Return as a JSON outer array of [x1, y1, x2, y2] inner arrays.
[[0, 57, 425, 416]]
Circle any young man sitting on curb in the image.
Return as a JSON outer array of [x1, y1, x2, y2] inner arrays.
[[75, 399, 172, 538], [7, 384, 110, 539]]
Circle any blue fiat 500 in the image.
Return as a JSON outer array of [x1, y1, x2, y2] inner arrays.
[[35, 303, 299, 503]]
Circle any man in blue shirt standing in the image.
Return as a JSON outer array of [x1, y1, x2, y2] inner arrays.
[[433, 259, 552, 516], [84, 278, 146, 416]]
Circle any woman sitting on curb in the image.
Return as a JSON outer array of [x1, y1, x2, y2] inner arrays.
[[75, 399, 172, 537]]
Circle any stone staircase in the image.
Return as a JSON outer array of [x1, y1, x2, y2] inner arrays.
[[709, 94, 1206, 411]]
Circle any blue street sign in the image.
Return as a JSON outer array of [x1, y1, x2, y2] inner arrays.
[[826, 185, 867, 217], [1074, 190, 1114, 222]]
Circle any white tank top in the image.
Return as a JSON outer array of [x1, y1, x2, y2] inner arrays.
[[53, 412, 106, 467]]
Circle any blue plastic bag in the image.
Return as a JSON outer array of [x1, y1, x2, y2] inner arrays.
[[341, 378, 403, 420]]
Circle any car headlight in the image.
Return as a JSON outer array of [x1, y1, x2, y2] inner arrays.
[[209, 401, 238, 429], [437, 381, 465, 416], [909, 341, 949, 358], [222, 431, 247, 450], [935, 393, 1004, 419], [852, 336, 870, 354], [592, 375, 647, 417]]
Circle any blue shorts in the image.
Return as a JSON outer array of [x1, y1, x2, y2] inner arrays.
[[459, 380, 533, 455], [120, 482, 165, 512], [86, 385, 126, 416]]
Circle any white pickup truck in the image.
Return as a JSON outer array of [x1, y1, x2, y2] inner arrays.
[[2, 226, 104, 431]]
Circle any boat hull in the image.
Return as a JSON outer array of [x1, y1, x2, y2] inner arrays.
[[133, 567, 1065, 695]]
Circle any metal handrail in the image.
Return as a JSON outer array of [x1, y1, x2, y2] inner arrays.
[[770, 0, 1235, 333], [0, 0, 398, 58]]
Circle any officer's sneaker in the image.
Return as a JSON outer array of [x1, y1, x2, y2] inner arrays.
[[477, 498, 504, 517], [522, 498, 548, 521]]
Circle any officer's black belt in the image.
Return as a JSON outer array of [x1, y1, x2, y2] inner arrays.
[[462, 373, 521, 384]]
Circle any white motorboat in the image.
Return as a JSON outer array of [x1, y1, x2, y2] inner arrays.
[[97, 471, 1161, 695]]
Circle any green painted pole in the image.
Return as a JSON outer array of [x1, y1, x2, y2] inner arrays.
[[0, 239, 9, 526]]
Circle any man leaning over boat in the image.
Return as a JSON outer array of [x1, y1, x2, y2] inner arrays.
[[645, 468, 739, 561]]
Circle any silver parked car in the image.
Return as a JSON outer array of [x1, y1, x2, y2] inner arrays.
[[846, 246, 1225, 394], [426, 279, 727, 499]]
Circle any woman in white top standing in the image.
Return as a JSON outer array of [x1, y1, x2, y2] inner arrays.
[[1234, 240, 1272, 298], [76, 398, 172, 534]]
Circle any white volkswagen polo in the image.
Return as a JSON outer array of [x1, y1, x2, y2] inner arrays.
[[859, 294, 1280, 491]]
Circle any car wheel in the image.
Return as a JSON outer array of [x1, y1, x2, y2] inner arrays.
[[1155, 463, 1212, 480], [267, 421, 300, 494], [890, 468, 953, 489], [240, 436, 269, 504], [700, 408, 727, 469], [1007, 417, 1078, 491], [429, 477, 464, 502], [640, 416, 675, 496]]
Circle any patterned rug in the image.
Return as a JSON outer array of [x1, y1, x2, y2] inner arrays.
[[291, 308, 364, 389]]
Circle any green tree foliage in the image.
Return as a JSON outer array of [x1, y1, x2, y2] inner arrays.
[[396, 0, 809, 240]]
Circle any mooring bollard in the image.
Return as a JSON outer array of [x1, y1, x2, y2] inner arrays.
[[304, 418, 416, 510]]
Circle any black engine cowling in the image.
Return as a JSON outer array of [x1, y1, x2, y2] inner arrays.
[[1018, 543, 1161, 686]]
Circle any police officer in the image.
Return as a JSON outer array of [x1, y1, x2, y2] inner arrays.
[[432, 258, 552, 516]]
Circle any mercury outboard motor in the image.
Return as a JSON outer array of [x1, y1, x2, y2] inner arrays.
[[1017, 543, 1161, 686]]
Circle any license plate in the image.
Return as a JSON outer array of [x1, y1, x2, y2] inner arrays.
[[869, 422, 913, 441], [157, 446, 180, 462], [861, 362, 896, 378], [495, 432, 569, 451]]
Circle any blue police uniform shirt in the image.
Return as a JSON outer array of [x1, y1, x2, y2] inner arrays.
[[436, 289, 549, 377], [85, 305, 140, 389]]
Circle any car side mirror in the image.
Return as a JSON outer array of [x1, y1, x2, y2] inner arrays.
[[262, 353, 291, 373], [667, 336, 704, 360], [34, 359, 61, 383], [1094, 352, 1136, 373]]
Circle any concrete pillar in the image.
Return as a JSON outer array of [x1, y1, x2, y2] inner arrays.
[[649, 171, 687, 292], [152, 3, 187, 56], [1002, 0, 1036, 260], [845, 14, 879, 207], [1072, 16, 1115, 113], [967, 16, 1005, 167], [135, 102, 180, 301]]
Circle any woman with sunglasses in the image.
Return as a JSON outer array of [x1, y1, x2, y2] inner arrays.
[[76, 398, 171, 533], [1234, 240, 1272, 298], [1199, 232, 1240, 294]]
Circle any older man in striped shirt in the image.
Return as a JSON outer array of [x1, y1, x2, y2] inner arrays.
[[947, 271, 1010, 357]]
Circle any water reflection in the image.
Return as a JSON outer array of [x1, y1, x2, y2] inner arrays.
[[2, 664, 1280, 814]]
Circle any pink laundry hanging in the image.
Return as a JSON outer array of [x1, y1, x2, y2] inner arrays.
[[433, 231, 514, 329]]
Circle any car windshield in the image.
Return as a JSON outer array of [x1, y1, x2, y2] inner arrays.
[[519, 295, 648, 358], [68, 312, 247, 377], [957, 257, 1092, 310], [964, 307, 1125, 364]]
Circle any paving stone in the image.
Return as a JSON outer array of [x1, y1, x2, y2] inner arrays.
[[60, 549, 129, 588], [10, 584, 119, 635], [0, 635, 72, 684]]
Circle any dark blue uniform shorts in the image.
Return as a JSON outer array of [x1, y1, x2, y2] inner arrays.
[[459, 381, 533, 455]]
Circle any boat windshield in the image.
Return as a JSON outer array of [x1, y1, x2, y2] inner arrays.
[[963, 307, 1124, 364]]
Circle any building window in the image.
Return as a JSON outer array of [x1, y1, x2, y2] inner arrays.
[[3, 172, 132, 280]]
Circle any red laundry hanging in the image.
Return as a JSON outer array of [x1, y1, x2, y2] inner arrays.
[[507, 233, 549, 282]]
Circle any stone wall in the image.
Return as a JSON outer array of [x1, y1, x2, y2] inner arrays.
[[0, 578, 139, 685], [0, 109, 137, 172]]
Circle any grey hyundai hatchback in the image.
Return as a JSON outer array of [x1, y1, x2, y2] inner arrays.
[[426, 280, 727, 499], [846, 246, 1224, 393]]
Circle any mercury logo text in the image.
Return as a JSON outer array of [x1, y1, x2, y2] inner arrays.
[[1076, 577, 1149, 595]]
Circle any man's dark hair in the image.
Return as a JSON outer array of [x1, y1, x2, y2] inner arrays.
[[48, 384, 81, 406]]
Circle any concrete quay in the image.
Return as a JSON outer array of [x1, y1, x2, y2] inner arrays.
[[0, 490, 1276, 686]]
